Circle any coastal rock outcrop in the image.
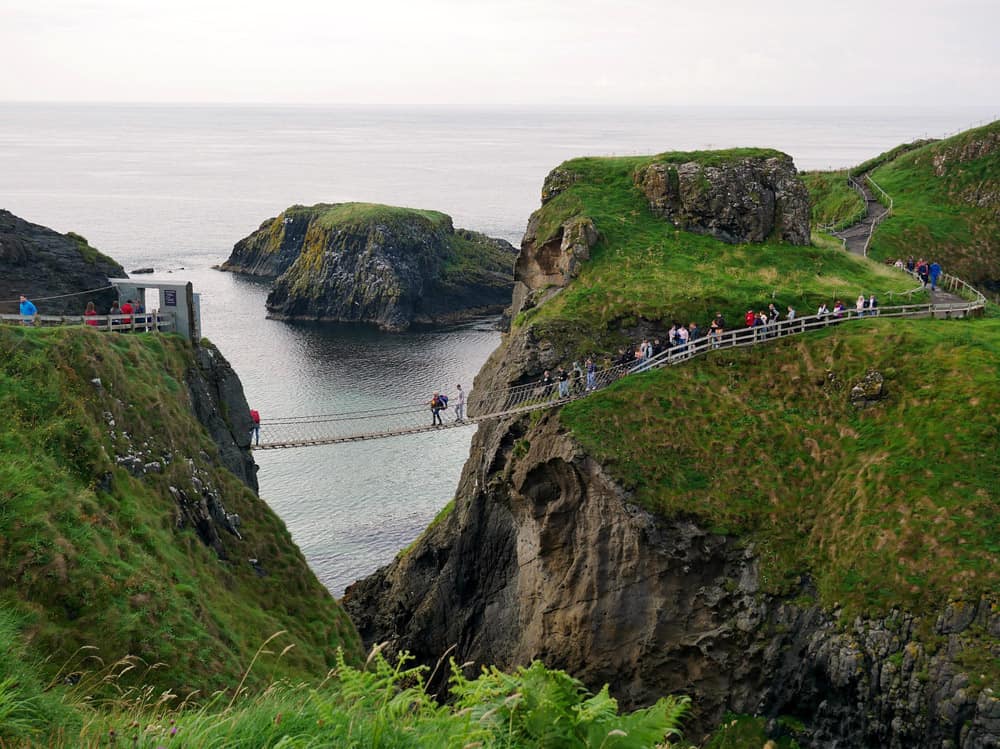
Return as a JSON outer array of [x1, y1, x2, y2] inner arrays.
[[344, 147, 998, 748], [346, 409, 999, 746], [0, 209, 125, 316], [221, 203, 516, 331], [635, 153, 810, 246]]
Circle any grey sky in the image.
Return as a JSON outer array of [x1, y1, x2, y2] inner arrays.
[[1, 0, 997, 106]]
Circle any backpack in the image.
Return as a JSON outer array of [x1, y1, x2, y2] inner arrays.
[[438, 394, 448, 409]]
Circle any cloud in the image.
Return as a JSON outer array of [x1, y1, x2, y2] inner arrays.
[[0, 0, 998, 106]]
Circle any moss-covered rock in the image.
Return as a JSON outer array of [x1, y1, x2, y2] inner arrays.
[[221, 202, 516, 330], [0, 210, 125, 316]]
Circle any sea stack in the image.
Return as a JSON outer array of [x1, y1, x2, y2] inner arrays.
[[221, 202, 517, 331]]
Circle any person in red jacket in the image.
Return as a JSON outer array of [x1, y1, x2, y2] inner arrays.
[[120, 299, 134, 327], [744, 309, 755, 328], [249, 409, 261, 445]]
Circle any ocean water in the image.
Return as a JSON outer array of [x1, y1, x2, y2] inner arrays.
[[1, 103, 995, 594]]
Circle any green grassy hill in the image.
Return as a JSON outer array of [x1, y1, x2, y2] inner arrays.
[[513, 150, 923, 360], [800, 170, 865, 230], [0, 327, 361, 700], [865, 121, 1000, 291]]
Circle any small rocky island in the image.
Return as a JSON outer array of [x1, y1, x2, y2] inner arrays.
[[221, 203, 517, 331]]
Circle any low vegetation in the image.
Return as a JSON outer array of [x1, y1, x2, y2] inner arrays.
[[0, 622, 689, 748], [514, 151, 922, 359], [799, 170, 865, 230], [562, 319, 1000, 620]]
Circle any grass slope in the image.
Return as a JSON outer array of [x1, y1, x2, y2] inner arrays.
[[865, 121, 1000, 289], [516, 151, 922, 358], [562, 319, 1000, 619], [0, 327, 361, 698], [800, 170, 865, 230]]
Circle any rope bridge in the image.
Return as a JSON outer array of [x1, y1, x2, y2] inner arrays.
[[254, 274, 984, 450]]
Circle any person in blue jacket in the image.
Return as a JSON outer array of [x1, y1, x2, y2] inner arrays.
[[929, 261, 942, 291], [19, 295, 37, 325]]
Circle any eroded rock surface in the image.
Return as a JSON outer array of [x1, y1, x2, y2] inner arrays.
[[0, 209, 124, 315], [635, 154, 810, 246]]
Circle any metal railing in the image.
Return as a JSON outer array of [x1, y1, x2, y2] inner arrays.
[[0, 311, 175, 334], [630, 284, 984, 376]]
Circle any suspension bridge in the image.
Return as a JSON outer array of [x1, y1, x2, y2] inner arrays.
[[253, 270, 985, 450]]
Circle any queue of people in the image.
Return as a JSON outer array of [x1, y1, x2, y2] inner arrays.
[[7, 294, 157, 330], [896, 257, 943, 291]]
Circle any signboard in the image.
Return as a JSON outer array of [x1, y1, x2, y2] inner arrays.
[[164, 289, 177, 307]]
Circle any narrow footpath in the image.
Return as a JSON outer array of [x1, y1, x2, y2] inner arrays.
[[835, 176, 965, 305]]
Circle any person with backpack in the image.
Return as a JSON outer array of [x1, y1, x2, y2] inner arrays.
[[429, 392, 445, 426], [557, 367, 570, 398], [929, 261, 942, 291], [249, 408, 261, 446]]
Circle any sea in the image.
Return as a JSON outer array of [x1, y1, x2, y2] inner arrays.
[[1, 103, 996, 595]]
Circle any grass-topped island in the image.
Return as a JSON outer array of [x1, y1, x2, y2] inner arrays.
[[221, 202, 517, 331]]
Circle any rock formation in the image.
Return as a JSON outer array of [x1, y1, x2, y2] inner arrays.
[[634, 153, 810, 246], [0, 209, 125, 316], [221, 203, 517, 331], [186, 341, 259, 494]]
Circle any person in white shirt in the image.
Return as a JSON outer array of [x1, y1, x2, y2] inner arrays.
[[454, 384, 466, 422]]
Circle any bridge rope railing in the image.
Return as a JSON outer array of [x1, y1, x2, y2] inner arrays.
[[255, 282, 985, 449]]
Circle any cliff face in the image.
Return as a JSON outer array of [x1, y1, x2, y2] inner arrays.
[[346, 407, 999, 747], [187, 342, 259, 494], [221, 203, 516, 331], [344, 150, 999, 747], [0, 209, 125, 315]]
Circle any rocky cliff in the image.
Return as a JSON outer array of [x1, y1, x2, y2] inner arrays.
[[221, 203, 516, 331], [0, 209, 125, 315], [344, 150, 999, 747]]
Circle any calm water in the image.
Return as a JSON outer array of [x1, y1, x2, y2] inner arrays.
[[1, 103, 996, 593]]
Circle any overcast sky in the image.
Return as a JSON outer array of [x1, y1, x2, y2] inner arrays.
[[1, 0, 997, 107]]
